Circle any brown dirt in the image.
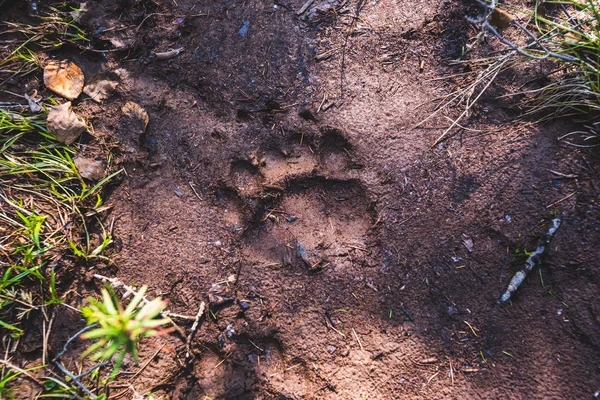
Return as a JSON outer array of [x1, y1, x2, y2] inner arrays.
[[3, 0, 600, 398]]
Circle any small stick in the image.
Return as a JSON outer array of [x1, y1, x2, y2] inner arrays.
[[0, 359, 43, 386], [53, 361, 98, 398], [427, 371, 440, 385], [75, 362, 110, 379], [189, 182, 203, 201], [463, 320, 479, 337], [131, 344, 165, 380], [42, 312, 55, 363], [396, 215, 415, 225], [281, 102, 299, 109], [154, 48, 184, 60], [212, 353, 231, 370], [166, 312, 197, 320], [185, 301, 206, 358], [285, 364, 302, 372], [296, 0, 314, 15], [317, 92, 327, 113], [325, 316, 346, 338], [499, 216, 561, 302], [547, 170, 578, 179], [52, 324, 101, 400], [546, 192, 577, 209], [352, 328, 364, 351], [449, 360, 454, 386], [53, 324, 98, 362], [263, 183, 285, 191], [247, 339, 264, 352]]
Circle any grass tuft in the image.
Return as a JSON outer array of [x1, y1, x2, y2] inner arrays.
[[427, 0, 600, 145], [0, 4, 89, 82]]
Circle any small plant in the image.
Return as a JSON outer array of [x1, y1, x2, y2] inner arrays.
[[80, 286, 171, 378], [0, 363, 44, 400]]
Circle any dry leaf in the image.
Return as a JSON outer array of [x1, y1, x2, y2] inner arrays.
[[47, 102, 86, 144], [490, 9, 516, 29], [83, 78, 118, 103], [74, 156, 105, 180], [43, 60, 85, 100], [121, 101, 149, 134]]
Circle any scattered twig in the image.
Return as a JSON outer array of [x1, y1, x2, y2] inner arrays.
[[131, 344, 165, 381], [426, 371, 440, 385], [430, 55, 508, 147], [400, 304, 413, 321], [53, 361, 98, 398], [352, 328, 364, 351], [547, 170, 578, 179], [154, 48, 184, 60], [185, 301, 206, 359], [189, 182, 203, 201], [51, 324, 101, 399], [499, 216, 561, 303], [42, 313, 54, 365], [546, 192, 577, 209], [53, 324, 98, 361], [296, 0, 315, 15], [212, 353, 231, 370], [463, 320, 479, 337], [0, 358, 43, 386]]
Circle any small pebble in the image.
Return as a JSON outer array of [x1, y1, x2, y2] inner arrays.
[[173, 185, 184, 197], [238, 20, 250, 37], [225, 323, 235, 338]]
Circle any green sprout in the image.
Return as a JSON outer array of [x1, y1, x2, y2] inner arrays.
[[80, 286, 171, 379]]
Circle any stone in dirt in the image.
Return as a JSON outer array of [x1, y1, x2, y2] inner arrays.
[[43, 60, 85, 100], [121, 101, 149, 134], [208, 283, 233, 307], [24, 92, 42, 113], [46, 102, 86, 144], [74, 156, 105, 180], [83, 78, 118, 103]]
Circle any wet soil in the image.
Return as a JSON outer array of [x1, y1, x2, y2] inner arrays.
[[3, 0, 600, 398]]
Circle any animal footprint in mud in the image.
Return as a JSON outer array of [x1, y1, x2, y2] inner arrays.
[[258, 126, 357, 185], [242, 178, 374, 272], [228, 160, 264, 197], [260, 144, 319, 183], [319, 126, 359, 175]]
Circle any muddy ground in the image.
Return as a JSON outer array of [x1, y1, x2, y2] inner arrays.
[[3, 0, 600, 398]]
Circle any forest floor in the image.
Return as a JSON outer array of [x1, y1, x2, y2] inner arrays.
[[2, 0, 600, 399]]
